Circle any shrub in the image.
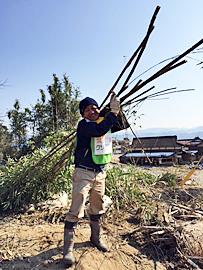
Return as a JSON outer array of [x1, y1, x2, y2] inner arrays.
[[0, 132, 75, 211]]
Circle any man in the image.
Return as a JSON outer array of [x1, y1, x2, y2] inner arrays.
[[63, 93, 120, 265]]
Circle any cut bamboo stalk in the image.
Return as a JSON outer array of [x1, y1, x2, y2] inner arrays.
[[117, 6, 161, 98], [116, 26, 154, 97], [100, 80, 143, 115], [119, 79, 142, 99], [122, 86, 155, 106], [120, 38, 203, 104], [143, 88, 194, 100], [122, 87, 194, 107], [129, 87, 177, 104], [165, 60, 187, 73], [99, 43, 143, 109], [129, 125, 152, 164], [99, 6, 161, 109], [116, 6, 161, 98], [33, 130, 76, 167], [19, 131, 77, 182]]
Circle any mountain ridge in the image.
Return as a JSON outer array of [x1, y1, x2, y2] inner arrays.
[[115, 126, 203, 141]]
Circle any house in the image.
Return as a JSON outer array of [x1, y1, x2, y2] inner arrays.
[[120, 136, 182, 165], [177, 137, 203, 160], [119, 151, 178, 165], [197, 142, 203, 158], [132, 135, 182, 152], [119, 135, 203, 166]]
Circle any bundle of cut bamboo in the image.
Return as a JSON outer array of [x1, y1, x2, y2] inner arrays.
[[100, 6, 203, 118], [21, 5, 203, 180]]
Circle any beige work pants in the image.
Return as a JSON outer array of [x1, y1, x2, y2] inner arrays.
[[66, 168, 106, 223]]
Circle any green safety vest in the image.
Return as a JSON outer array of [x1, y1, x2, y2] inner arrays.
[[90, 117, 112, 165]]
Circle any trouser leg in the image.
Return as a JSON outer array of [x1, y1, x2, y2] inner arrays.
[[89, 170, 106, 216], [66, 168, 92, 222]]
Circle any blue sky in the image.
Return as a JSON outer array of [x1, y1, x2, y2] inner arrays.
[[0, 0, 203, 131]]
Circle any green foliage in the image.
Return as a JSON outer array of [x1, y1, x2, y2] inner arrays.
[[0, 123, 14, 162], [0, 131, 75, 211], [47, 74, 81, 132], [158, 172, 177, 187], [29, 74, 81, 148], [0, 74, 81, 211], [105, 165, 157, 207], [7, 100, 27, 150], [105, 165, 164, 226], [5, 74, 81, 159]]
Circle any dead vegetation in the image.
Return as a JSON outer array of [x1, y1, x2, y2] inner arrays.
[[1, 167, 203, 270]]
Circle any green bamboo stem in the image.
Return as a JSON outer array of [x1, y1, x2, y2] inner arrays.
[[16, 131, 76, 184], [33, 130, 76, 167]]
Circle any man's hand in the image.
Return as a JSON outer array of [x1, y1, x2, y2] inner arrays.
[[110, 93, 120, 115]]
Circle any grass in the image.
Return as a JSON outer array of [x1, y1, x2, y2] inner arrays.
[[0, 158, 181, 213], [105, 165, 160, 224]]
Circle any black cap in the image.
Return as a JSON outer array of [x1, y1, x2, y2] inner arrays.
[[79, 97, 98, 116]]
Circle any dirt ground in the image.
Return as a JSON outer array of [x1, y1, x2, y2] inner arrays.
[[0, 164, 203, 270], [110, 155, 203, 186], [137, 164, 203, 186], [0, 215, 168, 270]]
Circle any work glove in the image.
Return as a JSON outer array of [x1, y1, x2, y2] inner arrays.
[[110, 93, 120, 114]]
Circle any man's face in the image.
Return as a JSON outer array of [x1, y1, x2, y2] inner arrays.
[[83, 104, 99, 121]]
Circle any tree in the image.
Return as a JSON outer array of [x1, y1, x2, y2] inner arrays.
[[7, 100, 27, 151], [6, 74, 81, 157], [63, 74, 80, 129], [0, 123, 14, 162], [47, 74, 81, 132], [27, 74, 81, 148], [26, 89, 51, 147]]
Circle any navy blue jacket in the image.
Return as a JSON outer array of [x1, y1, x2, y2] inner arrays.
[[74, 112, 117, 171]]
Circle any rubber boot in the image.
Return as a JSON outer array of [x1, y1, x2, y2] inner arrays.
[[90, 215, 108, 252], [63, 221, 77, 265]]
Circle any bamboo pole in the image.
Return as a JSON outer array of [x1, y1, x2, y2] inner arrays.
[[33, 130, 76, 167], [143, 88, 194, 100], [165, 60, 187, 73], [119, 110, 152, 164], [119, 37, 203, 104], [99, 6, 161, 109], [117, 6, 161, 98], [122, 86, 155, 106], [129, 87, 177, 104], [116, 27, 154, 97], [122, 88, 194, 107], [19, 130, 77, 182], [99, 43, 143, 109], [130, 127, 153, 165]]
